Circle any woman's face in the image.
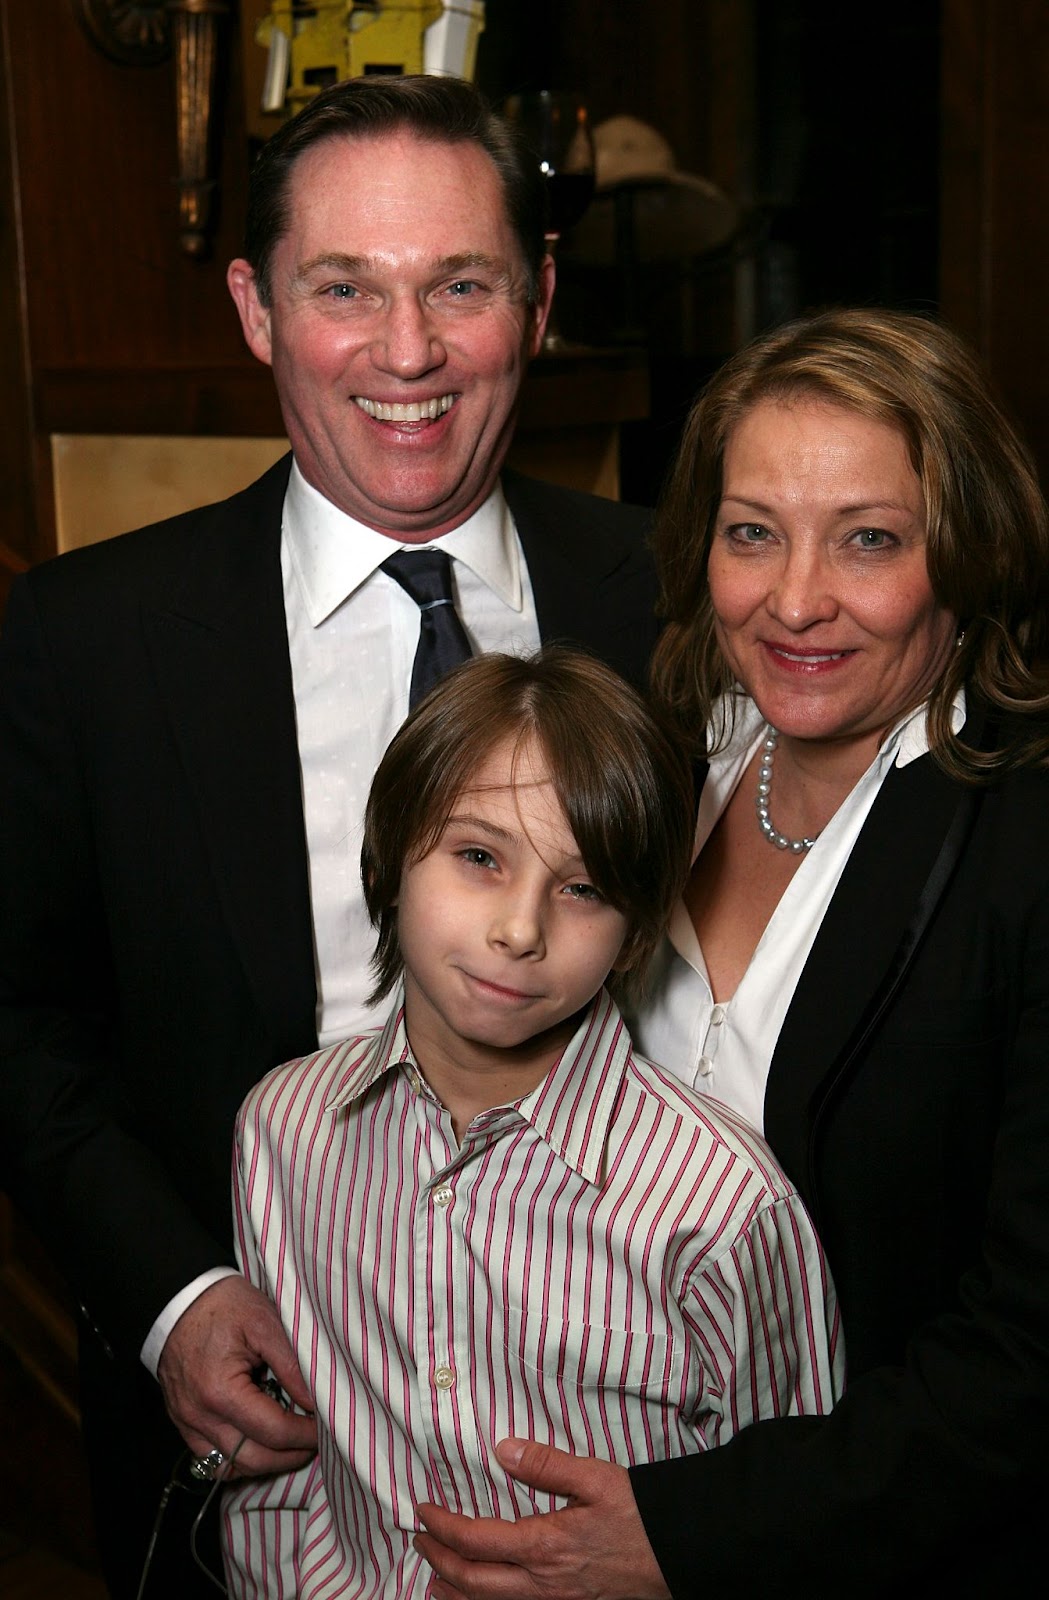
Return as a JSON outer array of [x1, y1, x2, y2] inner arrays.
[[708, 397, 957, 753]]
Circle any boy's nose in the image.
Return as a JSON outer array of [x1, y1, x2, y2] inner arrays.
[[489, 894, 545, 959]]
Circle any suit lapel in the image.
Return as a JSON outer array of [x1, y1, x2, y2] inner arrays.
[[502, 470, 658, 683], [764, 752, 978, 1191], [143, 459, 318, 1056]]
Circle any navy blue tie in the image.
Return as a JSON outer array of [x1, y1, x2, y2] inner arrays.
[[381, 549, 474, 709]]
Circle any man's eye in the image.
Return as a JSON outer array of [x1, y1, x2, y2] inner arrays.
[[324, 283, 358, 300], [447, 279, 481, 297]]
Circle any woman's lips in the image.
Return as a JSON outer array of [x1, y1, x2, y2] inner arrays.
[[762, 642, 855, 672]]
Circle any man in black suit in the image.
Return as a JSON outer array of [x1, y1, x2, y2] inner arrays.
[[0, 77, 659, 1599]]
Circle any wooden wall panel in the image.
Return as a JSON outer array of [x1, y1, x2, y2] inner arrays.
[[7, 0, 249, 372], [0, 3, 35, 583], [942, 0, 1049, 479], [0, 0, 274, 578]]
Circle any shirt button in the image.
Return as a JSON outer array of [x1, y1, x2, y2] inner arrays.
[[407, 1070, 422, 1092], [697, 1055, 714, 1078], [710, 1005, 726, 1026], [433, 1184, 453, 1208], [433, 1365, 455, 1390]]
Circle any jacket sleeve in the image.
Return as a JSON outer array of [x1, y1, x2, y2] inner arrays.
[[0, 573, 231, 1359]]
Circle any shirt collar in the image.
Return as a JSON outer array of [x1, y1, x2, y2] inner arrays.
[[321, 1002, 414, 1110], [321, 989, 632, 1187], [283, 461, 522, 627], [515, 990, 634, 1185]]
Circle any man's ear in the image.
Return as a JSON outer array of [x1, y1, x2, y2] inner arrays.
[[527, 253, 557, 358], [227, 258, 274, 367]]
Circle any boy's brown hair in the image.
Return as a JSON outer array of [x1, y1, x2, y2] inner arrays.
[[362, 647, 695, 1004]]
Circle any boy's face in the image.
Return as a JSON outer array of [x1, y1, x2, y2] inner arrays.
[[397, 735, 630, 1080]]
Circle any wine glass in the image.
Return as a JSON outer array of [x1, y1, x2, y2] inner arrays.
[[504, 91, 596, 351]]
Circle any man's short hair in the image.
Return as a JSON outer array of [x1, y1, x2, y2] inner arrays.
[[244, 74, 547, 307], [362, 647, 695, 1004]]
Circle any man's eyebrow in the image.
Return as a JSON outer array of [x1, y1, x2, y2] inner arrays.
[[296, 252, 368, 279], [295, 251, 510, 280]]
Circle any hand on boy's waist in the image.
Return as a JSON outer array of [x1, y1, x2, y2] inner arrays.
[[157, 1274, 318, 1478], [416, 1437, 670, 1600]]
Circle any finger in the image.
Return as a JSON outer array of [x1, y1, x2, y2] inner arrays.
[[416, 1503, 548, 1566], [253, 1340, 315, 1417], [427, 1578, 471, 1600], [415, 1530, 535, 1600], [220, 1439, 317, 1480], [494, 1438, 596, 1501], [222, 1368, 318, 1452]]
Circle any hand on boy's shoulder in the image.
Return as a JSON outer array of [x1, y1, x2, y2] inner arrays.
[[157, 1274, 318, 1477], [416, 1438, 670, 1600]]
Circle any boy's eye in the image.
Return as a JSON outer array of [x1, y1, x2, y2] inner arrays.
[[562, 881, 603, 902], [459, 847, 497, 870]]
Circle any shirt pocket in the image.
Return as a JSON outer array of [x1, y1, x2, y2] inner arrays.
[[500, 1301, 686, 1468]]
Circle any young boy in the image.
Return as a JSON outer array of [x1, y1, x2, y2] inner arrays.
[[223, 647, 843, 1599]]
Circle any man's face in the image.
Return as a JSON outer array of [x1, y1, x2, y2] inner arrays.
[[228, 131, 554, 540]]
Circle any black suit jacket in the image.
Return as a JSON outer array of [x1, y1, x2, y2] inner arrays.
[[0, 457, 658, 1360], [631, 739, 1049, 1595]]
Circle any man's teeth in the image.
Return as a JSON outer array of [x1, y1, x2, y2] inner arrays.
[[353, 395, 455, 422]]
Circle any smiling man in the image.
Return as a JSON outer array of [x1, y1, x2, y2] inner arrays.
[[0, 76, 658, 1600]]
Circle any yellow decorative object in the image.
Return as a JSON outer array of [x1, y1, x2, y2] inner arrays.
[[256, 2, 456, 118]]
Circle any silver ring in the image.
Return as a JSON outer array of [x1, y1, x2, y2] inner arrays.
[[188, 1447, 227, 1483]]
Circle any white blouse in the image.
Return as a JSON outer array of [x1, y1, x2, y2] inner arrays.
[[626, 692, 965, 1134]]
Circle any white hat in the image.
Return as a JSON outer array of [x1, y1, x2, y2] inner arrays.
[[571, 114, 737, 263]]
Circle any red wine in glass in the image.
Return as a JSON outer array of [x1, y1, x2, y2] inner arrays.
[[545, 169, 597, 237], [504, 91, 596, 348]]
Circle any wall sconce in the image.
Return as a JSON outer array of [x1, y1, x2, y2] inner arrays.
[[75, 0, 230, 258]]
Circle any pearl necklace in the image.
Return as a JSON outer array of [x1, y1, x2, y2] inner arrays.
[[755, 728, 820, 853]]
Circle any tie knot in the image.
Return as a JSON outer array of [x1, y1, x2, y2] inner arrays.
[[381, 548, 455, 612]]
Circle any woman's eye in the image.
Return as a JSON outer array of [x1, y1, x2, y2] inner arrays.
[[728, 522, 770, 544], [851, 527, 895, 549]]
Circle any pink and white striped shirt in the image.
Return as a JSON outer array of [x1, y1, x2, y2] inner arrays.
[[223, 990, 843, 1599]]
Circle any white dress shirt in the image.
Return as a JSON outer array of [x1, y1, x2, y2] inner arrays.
[[223, 990, 843, 1599], [626, 691, 966, 1133], [283, 463, 542, 1044], [141, 464, 541, 1371]]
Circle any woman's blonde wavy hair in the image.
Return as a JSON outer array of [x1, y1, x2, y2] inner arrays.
[[650, 307, 1049, 780]]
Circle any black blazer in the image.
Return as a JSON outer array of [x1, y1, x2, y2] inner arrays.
[[0, 457, 658, 1359], [631, 738, 1049, 1595]]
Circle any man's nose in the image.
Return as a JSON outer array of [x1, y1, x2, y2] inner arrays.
[[373, 295, 446, 378]]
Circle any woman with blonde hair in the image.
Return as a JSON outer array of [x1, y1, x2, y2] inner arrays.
[[623, 306, 1049, 1593], [417, 309, 1049, 1598]]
